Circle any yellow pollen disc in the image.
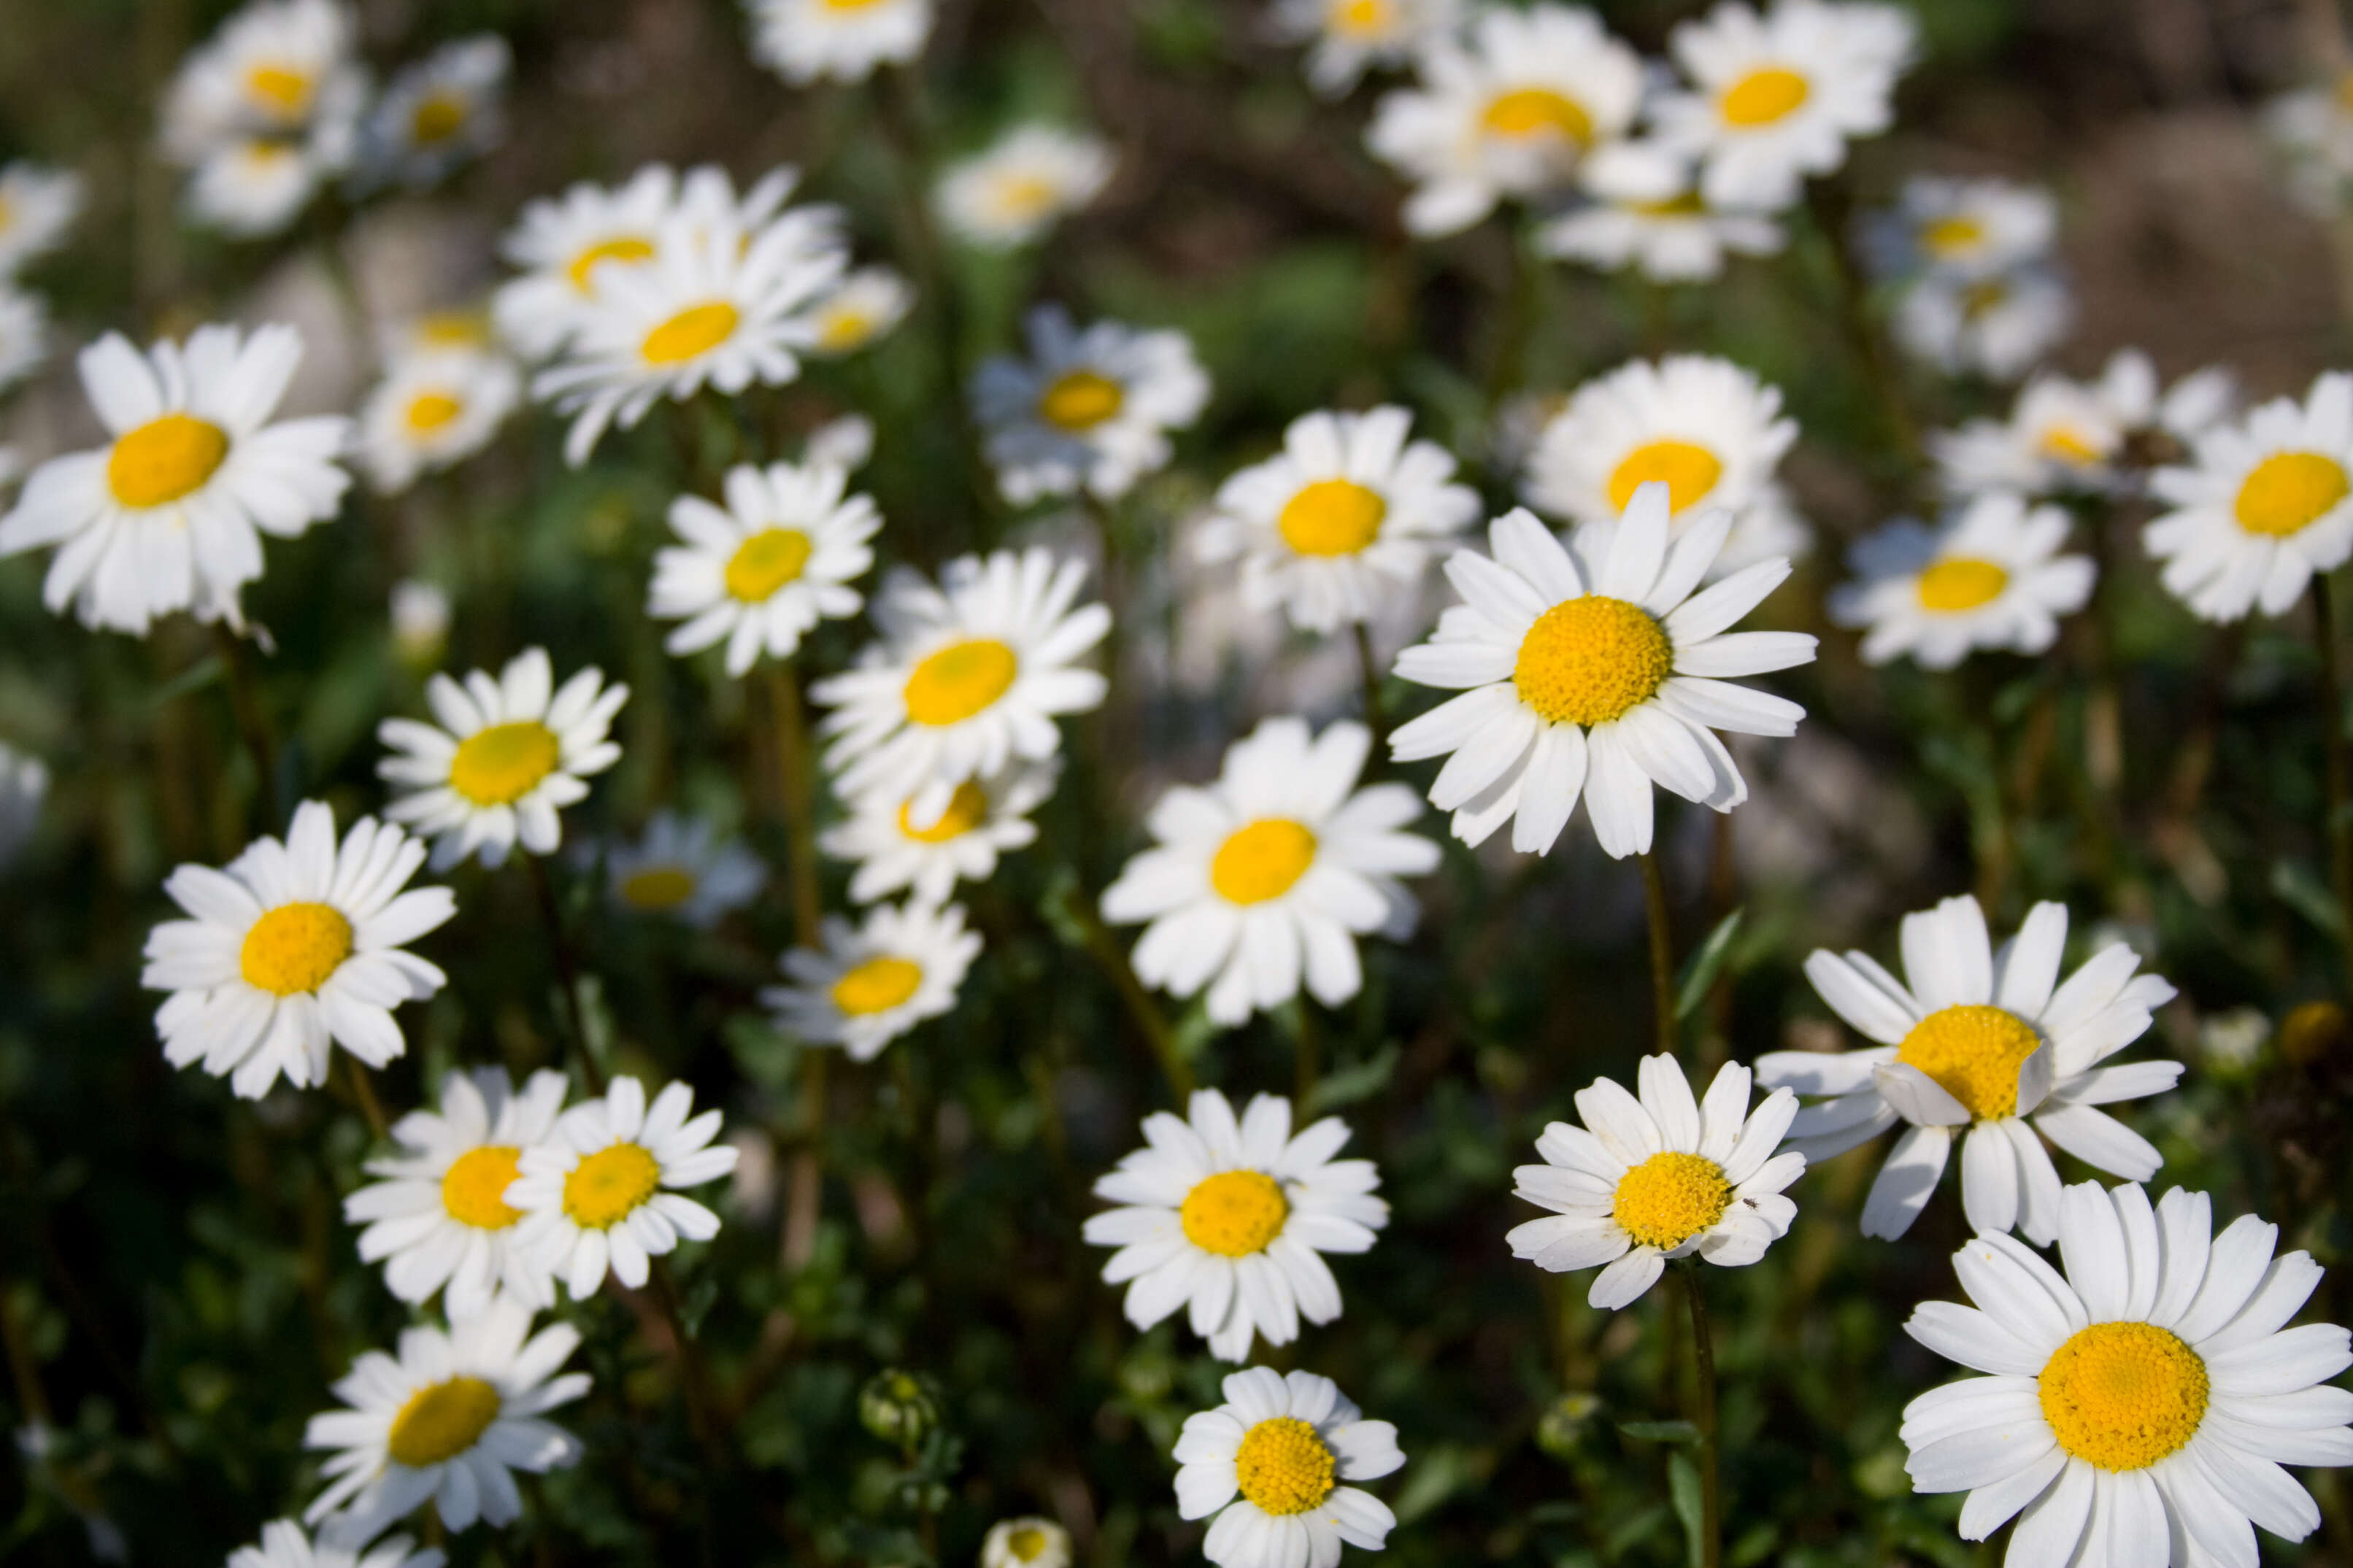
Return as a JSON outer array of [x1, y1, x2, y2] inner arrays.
[[387, 1375, 501, 1468], [2040, 423, 2107, 466], [1921, 215, 1984, 257], [1233, 1416, 1337, 1515], [904, 638, 1019, 726], [568, 235, 655, 293], [448, 720, 561, 807], [1278, 479, 1387, 557], [725, 527, 814, 603], [107, 414, 231, 509], [2233, 451, 2350, 538], [1897, 1003, 2041, 1120], [1611, 1150, 1731, 1251], [642, 301, 740, 366], [819, 309, 875, 352], [620, 866, 697, 910], [440, 1145, 525, 1229], [1720, 66, 1811, 126], [995, 174, 1060, 220], [1038, 370, 1125, 431], [246, 63, 312, 114], [1513, 595, 1674, 727], [1916, 557, 2010, 613], [406, 392, 463, 433], [2038, 1321, 2209, 1472], [1329, 0, 1391, 34], [1480, 87, 1593, 145], [416, 312, 489, 347], [1607, 439, 1724, 515], [899, 779, 989, 843], [1180, 1170, 1290, 1257], [239, 902, 355, 996], [562, 1140, 661, 1229], [1009, 1529, 1048, 1561], [410, 93, 466, 145], [1209, 819, 1318, 905], [831, 955, 924, 1016], [824, 0, 891, 8], [1632, 193, 1708, 218]]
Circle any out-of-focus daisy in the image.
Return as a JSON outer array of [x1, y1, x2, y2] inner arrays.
[[509, 1075, 738, 1297], [1757, 894, 2181, 1244], [1902, 1181, 2353, 1563], [1538, 139, 1784, 284], [355, 341, 522, 495], [1891, 266, 2072, 383], [1931, 373, 2126, 501], [980, 1517, 1071, 1568], [1101, 718, 1437, 1026], [807, 412, 877, 472], [647, 457, 879, 675], [764, 899, 981, 1061], [0, 162, 83, 277], [362, 36, 510, 190], [747, 0, 934, 85], [377, 647, 628, 870], [2090, 348, 2235, 466], [343, 1067, 569, 1317], [1269, 0, 1462, 98], [1086, 1089, 1388, 1362], [821, 759, 1058, 905], [231, 1520, 442, 1568], [142, 801, 454, 1100], [805, 266, 914, 358], [1865, 174, 2057, 284], [2146, 370, 2353, 622], [0, 325, 351, 635], [1390, 490, 1815, 857], [972, 306, 1209, 506], [0, 742, 47, 873], [303, 1296, 588, 1537], [390, 579, 451, 667], [1364, 3, 1644, 237], [2265, 72, 2353, 216], [597, 812, 765, 927], [0, 285, 47, 395], [161, 0, 361, 155], [936, 125, 1113, 251], [182, 127, 356, 238], [1507, 1054, 1803, 1309], [1174, 1368, 1402, 1568], [1830, 493, 2095, 668]]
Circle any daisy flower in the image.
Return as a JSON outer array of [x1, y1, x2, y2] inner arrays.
[[747, 0, 934, 85], [971, 306, 1210, 506], [763, 899, 982, 1061], [936, 125, 1114, 251], [1901, 1180, 2353, 1564], [161, 0, 361, 159], [1363, 3, 1644, 237], [1086, 1089, 1387, 1362], [0, 325, 351, 636], [647, 457, 879, 675], [0, 285, 47, 395], [303, 1295, 588, 1536], [1931, 373, 2128, 501], [807, 412, 877, 472], [390, 579, 451, 667], [142, 801, 455, 1101], [231, 1520, 442, 1568], [1388, 487, 1816, 858], [2265, 72, 2353, 217], [1506, 1054, 1803, 1309], [376, 647, 629, 870], [2090, 347, 2235, 466], [0, 162, 83, 277], [1174, 1368, 1402, 1568], [2145, 369, 2353, 622], [182, 127, 357, 238], [806, 265, 915, 358], [355, 341, 522, 495], [1890, 266, 2073, 383], [0, 742, 47, 873], [981, 1517, 1071, 1568], [820, 759, 1058, 905], [343, 1068, 569, 1317], [1756, 894, 2181, 1244], [509, 1076, 739, 1297], [597, 811, 766, 927], [1101, 717, 1439, 1025], [1537, 139, 1784, 284], [1865, 174, 2057, 285], [1830, 493, 2095, 669], [361, 36, 510, 190], [1196, 406, 1479, 633], [1269, 0, 1462, 99]]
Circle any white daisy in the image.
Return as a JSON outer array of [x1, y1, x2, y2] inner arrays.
[[806, 265, 915, 358], [182, 127, 356, 238], [598, 811, 766, 927], [390, 579, 451, 667], [1890, 266, 2072, 383], [746, 0, 934, 85], [231, 1520, 441, 1568], [355, 341, 522, 495], [1756, 894, 2182, 1244], [1363, 3, 1644, 237], [971, 306, 1209, 506], [1268, 0, 1463, 98], [376, 647, 629, 870], [807, 412, 877, 472], [303, 1295, 588, 1536], [160, 0, 362, 161], [1865, 174, 2057, 285], [1389, 487, 1816, 857], [1830, 493, 2095, 669], [1931, 373, 2128, 501], [0, 284, 47, 395], [361, 36, 510, 190], [762, 899, 981, 1062], [936, 125, 1114, 251], [1506, 1054, 1804, 1309], [1901, 1180, 2353, 1565], [1196, 405, 1479, 633], [343, 1068, 569, 1317], [0, 741, 47, 873], [1085, 1089, 1388, 1362], [820, 758, 1058, 905], [141, 801, 455, 1101], [509, 1075, 739, 1297], [647, 457, 879, 675], [1174, 1368, 1403, 1568], [2265, 72, 2353, 217], [1537, 139, 1785, 284], [980, 1517, 1072, 1568], [2090, 348, 2236, 463], [0, 325, 352, 636], [0, 162, 83, 277]]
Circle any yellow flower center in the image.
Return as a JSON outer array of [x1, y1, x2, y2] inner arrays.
[[1719, 66, 1811, 127], [239, 901, 355, 996], [1915, 557, 2011, 613], [1277, 478, 1387, 557], [562, 1140, 661, 1229], [1233, 1416, 1337, 1515], [1610, 1150, 1731, 1251], [246, 63, 313, 115], [1606, 439, 1724, 515], [1481, 88, 1594, 146], [406, 391, 463, 433], [831, 955, 925, 1016], [107, 414, 231, 509], [1631, 193, 1709, 218], [904, 638, 1020, 726], [1208, 819, 1318, 905], [2233, 451, 2350, 538], [410, 92, 466, 146], [1513, 595, 1674, 727], [386, 1376, 501, 1469], [1009, 1527, 1050, 1561], [416, 312, 488, 347], [2039, 423, 2107, 466], [898, 779, 989, 843], [725, 527, 814, 603], [642, 301, 740, 366], [440, 1145, 524, 1230], [823, 0, 891, 9], [448, 720, 561, 807], [1921, 215, 1984, 258], [1181, 1170, 1290, 1257], [568, 235, 655, 292], [620, 866, 697, 910], [1038, 369, 1125, 431], [819, 308, 875, 352], [2037, 1321, 2210, 1472], [994, 174, 1060, 221], [1328, 0, 1391, 34], [1896, 1003, 2041, 1121]]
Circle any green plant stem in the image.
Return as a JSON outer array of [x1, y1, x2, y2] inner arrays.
[[1805, 180, 1919, 469], [1484, 221, 1541, 410], [524, 855, 606, 1094], [1353, 622, 1387, 765], [1290, 1000, 1320, 1111], [1077, 902, 1191, 1099], [2315, 573, 2353, 991], [647, 1256, 723, 1463], [1677, 1262, 1722, 1568], [344, 1057, 389, 1143], [212, 625, 282, 827], [1638, 850, 1675, 1058], [764, 662, 825, 945]]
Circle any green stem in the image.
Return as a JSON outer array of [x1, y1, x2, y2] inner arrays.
[[1638, 850, 1676, 1058], [764, 662, 825, 946], [1484, 221, 1541, 410], [1677, 1263, 1722, 1568], [2315, 573, 2353, 992], [1078, 903, 1191, 1099], [1289, 1000, 1321, 1111], [1353, 622, 1387, 765], [213, 624, 282, 827], [524, 855, 606, 1094], [1805, 179, 1920, 468], [344, 1056, 389, 1143]]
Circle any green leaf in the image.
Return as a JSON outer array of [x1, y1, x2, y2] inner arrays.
[[1667, 1451, 1706, 1568], [1616, 1419, 1702, 1445], [2270, 858, 2344, 936], [1674, 909, 1745, 1020], [1306, 1043, 1400, 1115]]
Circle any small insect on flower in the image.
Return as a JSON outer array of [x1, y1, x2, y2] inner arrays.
[[1175, 1368, 1403, 1568], [361, 36, 510, 190], [764, 899, 982, 1061], [971, 306, 1210, 505], [1830, 493, 2095, 669], [936, 125, 1114, 251], [596, 812, 766, 928], [231, 1519, 442, 1568], [647, 458, 880, 676], [0, 161, 84, 277], [822, 758, 1058, 906], [980, 1516, 1073, 1568]]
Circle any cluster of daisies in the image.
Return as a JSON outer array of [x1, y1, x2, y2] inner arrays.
[[0, 160, 79, 414], [1860, 172, 2071, 382]]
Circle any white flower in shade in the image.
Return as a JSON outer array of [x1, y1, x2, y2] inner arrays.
[[303, 1296, 588, 1536], [1390, 489, 1815, 857], [2265, 73, 2353, 216], [1174, 1369, 1403, 1567], [0, 162, 82, 277], [936, 126, 1114, 251], [376, 648, 629, 870], [182, 128, 355, 238], [1865, 174, 2057, 284], [764, 899, 981, 1060], [1538, 139, 1784, 283], [0, 285, 46, 394], [1900, 1181, 2353, 1565], [1506, 1055, 1803, 1309], [806, 266, 914, 358], [980, 1517, 1071, 1568], [1649, 0, 1915, 209], [0, 742, 48, 873], [0, 325, 351, 635], [1269, 0, 1463, 98], [362, 36, 510, 190], [821, 759, 1058, 905], [2146, 371, 2353, 622], [647, 458, 879, 674], [972, 306, 1209, 506], [812, 547, 1109, 822], [343, 1068, 569, 1317], [747, 0, 934, 84], [1101, 718, 1438, 1026], [1087, 1090, 1388, 1362], [1363, 3, 1644, 237], [1197, 406, 1479, 633], [161, 0, 361, 159], [141, 802, 455, 1101], [1756, 894, 2181, 1245], [1932, 374, 2128, 501], [1830, 494, 2095, 669], [598, 811, 766, 927], [390, 579, 451, 666], [807, 412, 877, 472], [1890, 266, 2072, 383], [355, 343, 521, 495], [231, 1520, 442, 1568]]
